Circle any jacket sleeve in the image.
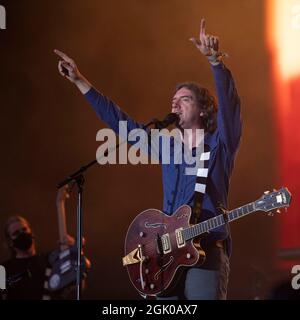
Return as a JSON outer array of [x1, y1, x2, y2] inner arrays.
[[84, 87, 144, 134], [211, 63, 242, 158], [84, 87, 161, 161]]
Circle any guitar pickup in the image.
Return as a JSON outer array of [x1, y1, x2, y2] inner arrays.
[[161, 233, 171, 254], [175, 228, 185, 248]]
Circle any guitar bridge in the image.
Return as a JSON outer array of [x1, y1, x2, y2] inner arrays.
[[122, 247, 144, 266], [161, 233, 171, 254]]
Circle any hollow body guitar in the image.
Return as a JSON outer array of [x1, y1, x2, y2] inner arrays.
[[123, 188, 291, 297]]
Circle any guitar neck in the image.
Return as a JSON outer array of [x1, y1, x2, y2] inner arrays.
[[183, 201, 256, 241]]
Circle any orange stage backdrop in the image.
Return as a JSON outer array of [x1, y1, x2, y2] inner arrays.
[[266, 0, 300, 267]]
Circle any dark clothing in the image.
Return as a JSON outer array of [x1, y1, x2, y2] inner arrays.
[[1, 253, 77, 300], [1, 254, 49, 300], [157, 244, 230, 299]]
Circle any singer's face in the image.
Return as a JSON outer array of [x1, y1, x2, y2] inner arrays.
[[171, 88, 202, 129]]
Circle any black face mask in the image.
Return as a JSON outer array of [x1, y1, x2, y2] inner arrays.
[[12, 232, 33, 251]]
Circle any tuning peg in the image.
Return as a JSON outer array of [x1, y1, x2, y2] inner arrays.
[[268, 211, 274, 217], [264, 191, 270, 195], [276, 209, 281, 214], [273, 188, 277, 192]]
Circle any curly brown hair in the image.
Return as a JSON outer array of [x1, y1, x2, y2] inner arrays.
[[175, 82, 218, 133]]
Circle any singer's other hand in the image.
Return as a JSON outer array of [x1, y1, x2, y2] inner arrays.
[[190, 19, 219, 56], [54, 49, 81, 82], [54, 49, 92, 94]]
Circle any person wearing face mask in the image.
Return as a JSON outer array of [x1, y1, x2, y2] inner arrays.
[[0, 216, 50, 300], [1, 213, 90, 300]]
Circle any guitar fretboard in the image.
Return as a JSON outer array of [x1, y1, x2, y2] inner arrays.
[[183, 202, 256, 241]]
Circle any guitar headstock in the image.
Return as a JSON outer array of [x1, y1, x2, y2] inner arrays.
[[255, 187, 292, 214]]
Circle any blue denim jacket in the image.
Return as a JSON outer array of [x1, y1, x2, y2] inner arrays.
[[84, 63, 242, 256]]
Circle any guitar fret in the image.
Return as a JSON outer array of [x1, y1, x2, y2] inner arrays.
[[238, 207, 243, 216], [190, 228, 193, 239], [211, 219, 215, 229], [207, 220, 211, 230], [212, 218, 217, 228], [184, 201, 258, 242], [232, 210, 237, 220], [201, 222, 205, 233], [235, 208, 239, 217], [188, 228, 192, 240], [217, 215, 223, 226], [205, 221, 209, 232], [199, 223, 204, 234], [247, 204, 252, 213], [193, 226, 197, 237], [184, 228, 189, 240], [192, 225, 197, 237], [191, 226, 196, 238], [198, 223, 202, 234]]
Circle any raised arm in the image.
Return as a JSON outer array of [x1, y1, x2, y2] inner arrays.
[[54, 49, 92, 94], [54, 49, 143, 134], [53, 49, 163, 163], [190, 19, 242, 156]]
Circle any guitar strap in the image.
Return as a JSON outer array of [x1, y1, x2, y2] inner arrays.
[[191, 144, 211, 224]]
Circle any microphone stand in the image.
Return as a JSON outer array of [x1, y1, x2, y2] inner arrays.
[[57, 120, 157, 301]]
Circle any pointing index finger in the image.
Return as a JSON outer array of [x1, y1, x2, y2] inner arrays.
[[54, 49, 72, 63], [200, 18, 206, 39]]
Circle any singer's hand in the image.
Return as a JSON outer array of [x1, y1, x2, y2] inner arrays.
[[190, 19, 220, 58], [54, 49, 92, 94], [54, 49, 82, 83]]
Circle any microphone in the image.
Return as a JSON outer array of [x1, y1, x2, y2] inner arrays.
[[152, 113, 179, 129]]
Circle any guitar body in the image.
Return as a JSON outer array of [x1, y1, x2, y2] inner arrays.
[[123, 187, 291, 297], [47, 245, 87, 292], [124, 205, 205, 297]]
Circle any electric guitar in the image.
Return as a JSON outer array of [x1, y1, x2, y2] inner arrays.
[[47, 185, 89, 292], [123, 187, 292, 297]]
